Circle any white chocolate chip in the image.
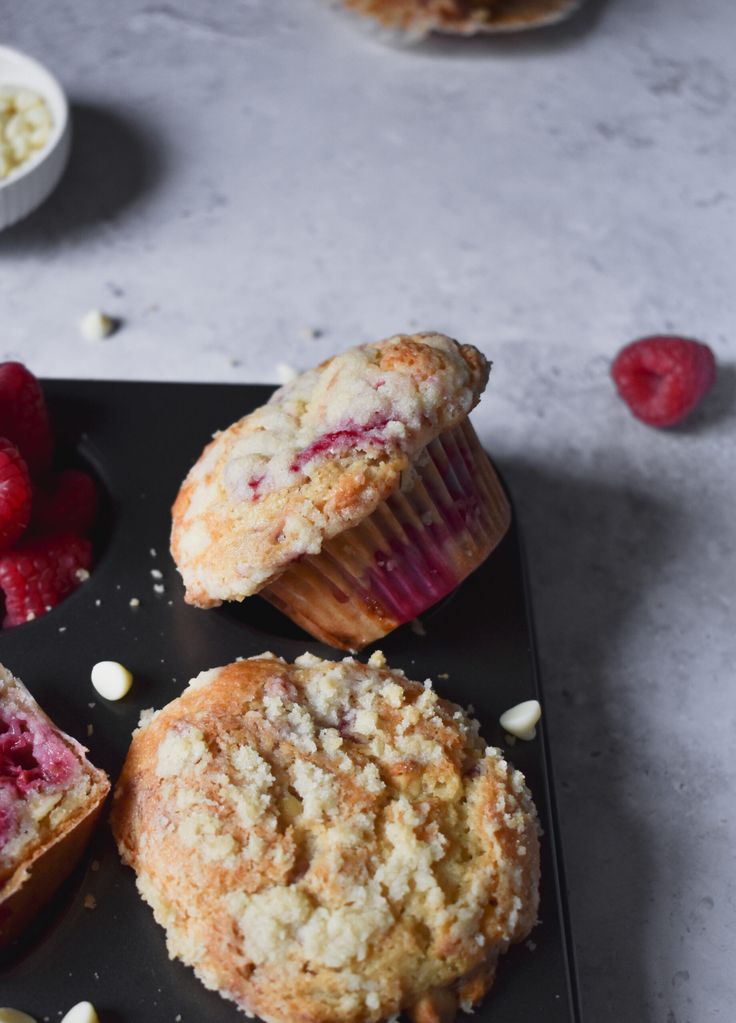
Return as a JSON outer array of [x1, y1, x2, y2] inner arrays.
[[60, 1005, 100, 1023], [0, 87, 53, 181], [91, 661, 133, 701], [0, 1010, 38, 1023], [499, 700, 541, 741], [79, 309, 116, 341], [275, 361, 298, 384]]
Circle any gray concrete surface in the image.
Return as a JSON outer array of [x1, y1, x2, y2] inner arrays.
[[1, 2, 734, 1020]]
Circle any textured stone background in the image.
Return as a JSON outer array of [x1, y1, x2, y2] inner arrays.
[[2, 2, 735, 1020]]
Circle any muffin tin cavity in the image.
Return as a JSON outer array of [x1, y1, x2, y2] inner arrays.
[[0, 381, 581, 1023]]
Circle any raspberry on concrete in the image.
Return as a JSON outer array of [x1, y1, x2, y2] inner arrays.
[[611, 336, 717, 428]]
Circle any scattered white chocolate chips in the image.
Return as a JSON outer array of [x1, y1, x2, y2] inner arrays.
[[79, 309, 116, 342], [0, 86, 53, 180], [499, 700, 542, 741], [60, 1004, 100, 1023], [91, 660, 133, 701], [0, 1009, 38, 1023]]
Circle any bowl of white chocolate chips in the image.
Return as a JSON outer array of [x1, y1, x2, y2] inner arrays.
[[0, 45, 70, 231]]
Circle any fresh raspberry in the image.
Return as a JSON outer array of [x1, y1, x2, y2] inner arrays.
[[611, 336, 717, 427], [0, 362, 53, 476], [32, 469, 98, 537], [0, 533, 92, 628], [0, 439, 32, 553]]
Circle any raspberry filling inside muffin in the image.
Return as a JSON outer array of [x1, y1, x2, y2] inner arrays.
[[290, 417, 392, 475], [0, 709, 79, 850]]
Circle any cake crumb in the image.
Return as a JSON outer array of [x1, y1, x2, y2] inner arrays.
[[129, 597, 140, 608], [437, 672, 449, 680], [84, 894, 97, 910], [86, 724, 94, 737], [153, 583, 165, 595], [151, 568, 163, 579], [300, 325, 323, 339], [410, 618, 426, 637], [91, 860, 100, 872], [150, 547, 157, 557], [76, 568, 90, 582]]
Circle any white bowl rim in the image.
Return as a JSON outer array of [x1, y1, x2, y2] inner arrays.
[[0, 43, 70, 191]]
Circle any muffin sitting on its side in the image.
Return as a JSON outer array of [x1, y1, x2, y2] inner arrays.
[[111, 653, 539, 1023], [172, 332, 510, 650]]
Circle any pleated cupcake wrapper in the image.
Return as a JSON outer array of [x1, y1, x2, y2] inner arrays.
[[261, 418, 511, 650]]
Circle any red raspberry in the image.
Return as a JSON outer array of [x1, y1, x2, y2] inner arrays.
[[0, 439, 32, 553], [611, 336, 717, 427], [0, 362, 53, 476], [0, 533, 92, 628], [32, 469, 98, 537]]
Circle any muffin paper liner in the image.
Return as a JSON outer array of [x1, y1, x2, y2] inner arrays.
[[261, 417, 511, 650]]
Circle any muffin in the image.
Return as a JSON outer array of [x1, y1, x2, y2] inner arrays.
[[0, 664, 109, 945], [171, 333, 510, 649], [111, 652, 539, 1023], [332, 0, 581, 37]]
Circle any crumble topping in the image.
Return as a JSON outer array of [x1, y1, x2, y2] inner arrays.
[[113, 654, 539, 1022]]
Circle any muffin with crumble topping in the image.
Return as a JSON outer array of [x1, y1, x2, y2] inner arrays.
[[171, 332, 510, 650], [111, 652, 539, 1023]]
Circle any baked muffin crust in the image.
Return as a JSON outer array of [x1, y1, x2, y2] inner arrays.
[[337, 0, 580, 35], [171, 333, 489, 608], [0, 664, 110, 945], [112, 653, 539, 1023]]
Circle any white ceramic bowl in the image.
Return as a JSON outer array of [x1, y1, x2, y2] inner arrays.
[[0, 45, 71, 231]]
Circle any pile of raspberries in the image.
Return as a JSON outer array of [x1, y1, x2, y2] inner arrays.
[[0, 363, 97, 627]]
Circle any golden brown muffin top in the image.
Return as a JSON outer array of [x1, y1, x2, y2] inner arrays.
[[338, 0, 580, 36], [171, 333, 489, 607], [112, 653, 539, 1023]]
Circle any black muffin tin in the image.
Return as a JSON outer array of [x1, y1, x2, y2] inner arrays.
[[0, 381, 582, 1022]]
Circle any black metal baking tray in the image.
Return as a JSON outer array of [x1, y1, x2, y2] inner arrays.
[[0, 380, 582, 1022]]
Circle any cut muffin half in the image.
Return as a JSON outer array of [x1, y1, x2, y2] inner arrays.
[[0, 664, 109, 945]]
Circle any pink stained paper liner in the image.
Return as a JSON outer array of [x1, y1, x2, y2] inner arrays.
[[261, 417, 511, 650]]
